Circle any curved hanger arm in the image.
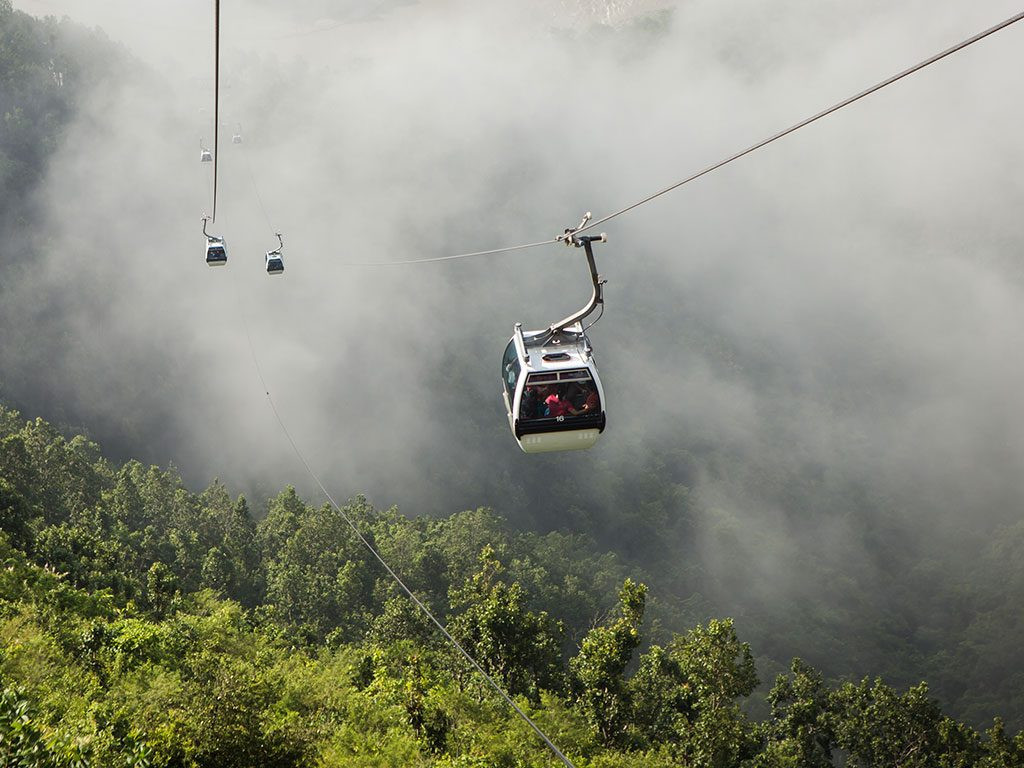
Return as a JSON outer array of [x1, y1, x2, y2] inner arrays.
[[547, 233, 607, 334]]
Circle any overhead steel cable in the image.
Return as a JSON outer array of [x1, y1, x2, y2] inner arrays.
[[571, 8, 1024, 238], [236, 312, 579, 768], [349, 9, 1024, 264], [211, 0, 221, 222]]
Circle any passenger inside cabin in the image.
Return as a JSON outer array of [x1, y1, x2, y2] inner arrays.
[[544, 387, 574, 418], [564, 381, 584, 409], [521, 386, 539, 419]]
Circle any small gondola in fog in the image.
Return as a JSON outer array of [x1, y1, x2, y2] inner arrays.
[[202, 216, 227, 266], [265, 232, 285, 275], [501, 221, 608, 453], [200, 140, 212, 163]]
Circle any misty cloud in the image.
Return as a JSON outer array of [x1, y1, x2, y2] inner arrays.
[[5, 0, 1024, 704]]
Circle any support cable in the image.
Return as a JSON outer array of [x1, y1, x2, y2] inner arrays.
[[211, 0, 221, 222], [213, 11, 1023, 264], [344, 9, 1024, 262], [569, 9, 1024, 238], [237, 313, 578, 768], [346, 238, 556, 266]]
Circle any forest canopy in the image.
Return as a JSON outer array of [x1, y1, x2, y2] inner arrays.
[[2, 407, 1024, 765]]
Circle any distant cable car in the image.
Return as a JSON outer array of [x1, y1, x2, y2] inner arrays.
[[232, 133, 242, 144], [200, 139, 212, 162], [202, 216, 227, 266], [265, 232, 284, 275], [501, 218, 608, 453]]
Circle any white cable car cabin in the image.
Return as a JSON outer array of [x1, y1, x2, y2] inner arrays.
[[502, 325, 605, 453], [202, 217, 227, 266], [200, 146, 212, 162], [206, 237, 227, 266], [501, 230, 608, 453], [265, 232, 284, 275]]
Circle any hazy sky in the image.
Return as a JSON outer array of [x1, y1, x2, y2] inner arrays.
[[6, 0, 1024, 663]]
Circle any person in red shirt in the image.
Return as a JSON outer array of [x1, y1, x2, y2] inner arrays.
[[545, 389, 573, 418]]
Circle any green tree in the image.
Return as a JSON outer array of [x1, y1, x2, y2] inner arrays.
[[629, 643, 690, 747], [107, 465, 148, 531], [570, 578, 646, 746], [0, 685, 53, 768], [183, 652, 306, 768], [0, 476, 33, 551], [752, 658, 834, 768], [216, 495, 262, 607], [368, 592, 436, 648], [259, 490, 375, 642], [831, 678, 982, 767], [144, 560, 177, 616], [200, 545, 232, 593], [666, 618, 758, 767], [980, 718, 1024, 768], [448, 545, 564, 703]]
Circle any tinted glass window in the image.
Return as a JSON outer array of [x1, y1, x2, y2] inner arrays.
[[526, 372, 558, 384], [501, 341, 520, 398], [519, 373, 600, 421]]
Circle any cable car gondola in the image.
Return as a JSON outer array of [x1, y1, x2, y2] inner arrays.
[[501, 223, 608, 453], [200, 139, 213, 163], [202, 216, 227, 266], [265, 232, 285, 275]]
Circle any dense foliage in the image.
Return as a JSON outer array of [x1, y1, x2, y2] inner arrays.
[[2, 405, 1024, 766]]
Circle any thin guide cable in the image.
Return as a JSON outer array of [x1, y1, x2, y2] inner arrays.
[[345, 238, 556, 266], [237, 311, 578, 768]]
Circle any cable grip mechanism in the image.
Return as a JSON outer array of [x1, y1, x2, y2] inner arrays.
[[560, 211, 592, 245]]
